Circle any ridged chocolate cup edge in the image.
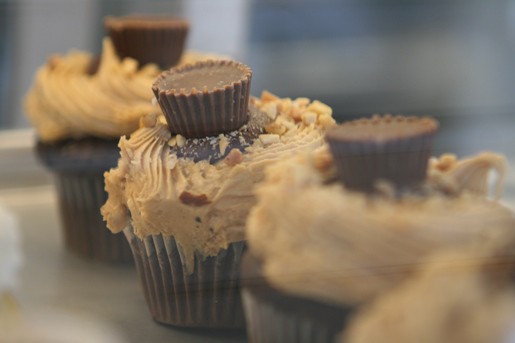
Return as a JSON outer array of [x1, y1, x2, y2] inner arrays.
[[325, 115, 438, 192], [104, 15, 189, 69], [152, 60, 253, 138]]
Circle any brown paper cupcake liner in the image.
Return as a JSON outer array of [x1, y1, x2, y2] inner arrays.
[[242, 289, 340, 343], [124, 226, 246, 328], [153, 60, 252, 138], [241, 253, 351, 343], [54, 171, 133, 263], [105, 16, 189, 69]]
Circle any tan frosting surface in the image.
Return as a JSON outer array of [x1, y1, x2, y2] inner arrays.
[[344, 231, 515, 343], [246, 149, 513, 307], [101, 92, 336, 273], [329, 114, 438, 142], [25, 38, 224, 142]]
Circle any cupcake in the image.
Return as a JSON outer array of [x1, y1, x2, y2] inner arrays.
[[242, 115, 513, 342], [101, 60, 336, 328], [24, 16, 221, 263]]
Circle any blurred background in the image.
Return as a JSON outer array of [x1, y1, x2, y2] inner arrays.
[[0, 0, 514, 179], [2, 0, 515, 122]]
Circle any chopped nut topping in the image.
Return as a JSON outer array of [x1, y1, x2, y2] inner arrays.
[[158, 115, 168, 125], [290, 105, 302, 121], [318, 114, 336, 128], [276, 116, 296, 130], [167, 137, 177, 147], [265, 122, 287, 135], [307, 100, 332, 116], [224, 148, 243, 166], [278, 98, 292, 115], [294, 97, 310, 107], [301, 110, 318, 125], [140, 113, 157, 128], [179, 191, 211, 207], [219, 135, 229, 155], [431, 154, 458, 172], [261, 90, 280, 102], [259, 134, 280, 146], [262, 102, 278, 120], [176, 134, 186, 147]]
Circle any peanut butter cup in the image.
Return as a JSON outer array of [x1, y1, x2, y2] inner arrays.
[[325, 114, 438, 192], [104, 15, 189, 69], [152, 60, 252, 138]]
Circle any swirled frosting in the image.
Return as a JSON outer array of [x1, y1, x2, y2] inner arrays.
[[344, 231, 515, 343], [25, 38, 224, 142], [101, 93, 336, 273], [246, 148, 514, 307]]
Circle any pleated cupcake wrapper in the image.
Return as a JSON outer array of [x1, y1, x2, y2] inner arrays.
[[54, 172, 133, 264], [124, 227, 246, 328], [327, 132, 436, 192], [242, 289, 342, 343], [106, 21, 188, 69], [153, 60, 252, 138]]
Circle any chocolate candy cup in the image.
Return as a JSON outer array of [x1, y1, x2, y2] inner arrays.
[[173, 104, 269, 163], [152, 60, 252, 138], [325, 115, 438, 192], [105, 15, 189, 69]]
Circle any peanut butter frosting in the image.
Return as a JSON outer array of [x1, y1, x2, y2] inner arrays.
[[101, 92, 336, 273], [25, 38, 224, 142], [344, 231, 515, 343], [246, 148, 513, 307]]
